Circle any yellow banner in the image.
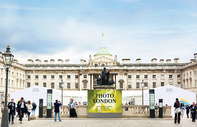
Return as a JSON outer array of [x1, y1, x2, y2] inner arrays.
[[88, 90, 122, 113]]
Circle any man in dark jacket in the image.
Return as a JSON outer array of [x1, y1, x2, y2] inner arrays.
[[8, 98, 15, 124], [17, 97, 27, 124], [190, 102, 197, 122], [54, 99, 62, 122]]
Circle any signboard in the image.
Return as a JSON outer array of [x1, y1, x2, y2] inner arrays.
[[88, 90, 122, 113], [149, 89, 155, 118], [46, 89, 53, 118], [149, 93, 155, 109]]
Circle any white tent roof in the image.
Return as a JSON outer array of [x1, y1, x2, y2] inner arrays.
[[143, 85, 196, 115], [10, 86, 61, 106]]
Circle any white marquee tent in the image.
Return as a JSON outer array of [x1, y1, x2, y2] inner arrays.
[[10, 86, 61, 116], [143, 85, 196, 115]]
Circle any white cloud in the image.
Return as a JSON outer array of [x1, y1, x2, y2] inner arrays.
[[0, 4, 50, 11], [190, 14, 197, 17]]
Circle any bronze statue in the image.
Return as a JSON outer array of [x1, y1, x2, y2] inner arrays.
[[97, 67, 114, 85]]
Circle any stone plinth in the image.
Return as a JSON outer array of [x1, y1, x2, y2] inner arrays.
[[93, 85, 115, 89], [30, 115, 36, 120]]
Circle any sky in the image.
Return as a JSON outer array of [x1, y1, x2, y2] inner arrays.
[[0, 0, 197, 64]]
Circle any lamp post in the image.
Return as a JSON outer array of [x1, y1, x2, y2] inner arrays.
[[1, 45, 14, 127], [60, 80, 64, 105], [141, 80, 145, 105]]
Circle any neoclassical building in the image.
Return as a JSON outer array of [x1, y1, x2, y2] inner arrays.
[[0, 47, 197, 102]]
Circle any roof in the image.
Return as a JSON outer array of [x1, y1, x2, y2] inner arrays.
[[94, 47, 112, 56]]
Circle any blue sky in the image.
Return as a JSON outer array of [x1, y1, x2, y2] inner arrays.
[[0, 0, 197, 63]]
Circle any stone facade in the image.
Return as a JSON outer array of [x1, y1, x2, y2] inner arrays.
[[0, 47, 197, 102]]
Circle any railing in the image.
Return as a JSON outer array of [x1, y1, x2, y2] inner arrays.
[[42, 105, 172, 118]]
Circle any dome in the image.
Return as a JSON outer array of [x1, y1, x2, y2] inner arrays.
[[94, 47, 112, 56]]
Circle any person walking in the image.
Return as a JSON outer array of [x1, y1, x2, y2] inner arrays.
[[190, 102, 197, 122], [26, 101, 32, 121], [69, 99, 77, 118], [17, 97, 27, 124], [174, 98, 181, 124], [8, 98, 16, 124], [31, 101, 37, 116], [186, 104, 190, 118], [180, 103, 185, 118], [54, 99, 62, 122]]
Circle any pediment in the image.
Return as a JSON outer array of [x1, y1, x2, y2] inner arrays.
[[90, 56, 116, 63]]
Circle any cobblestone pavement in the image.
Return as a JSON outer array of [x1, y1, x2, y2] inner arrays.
[[0, 116, 197, 127]]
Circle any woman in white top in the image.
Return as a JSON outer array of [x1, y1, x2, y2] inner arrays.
[[26, 101, 33, 121]]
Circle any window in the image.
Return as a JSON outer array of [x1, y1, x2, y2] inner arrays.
[[27, 83, 30, 88], [84, 75, 87, 78], [51, 82, 54, 89], [136, 75, 140, 79], [43, 83, 46, 87], [169, 75, 172, 78], [35, 75, 39, 79], [144, 82, 148, 88], [169, 82, 173, 85], [75, 75, 78, 79], [128, 84, 132, 89], [136, 82, 140, 89], [144, 75, 148, 79], [43, 75, 47, 79], [128, 75, 131, 79], [83, 82, 87, 89], [153, 82, 156, 88], [59, 75, 63, 79], [161, 82, 164, 87], [51, 75, 55, 79], [101, 64, 105, 67], [35, 83, 38, 86], [75, 83, 78, 89], [195, 71, 196, 75], [94, 64, 98, 67], [27, 75, 31, 79], [67, 83, 70, 89], [120, 82, 123, 89], [177, 75, 180, 78], [12, 72, 14, 77], [178, 82, 181, 88], [67, 75, 70, 79], [59, 83, 62, 89], [152, 75, 156, 78], [161, 74, 164, 79]]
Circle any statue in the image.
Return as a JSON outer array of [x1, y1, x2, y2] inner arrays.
[[97, 67, 114, 85], [114, 55, 117, 61], [89, 55, 92, 62]]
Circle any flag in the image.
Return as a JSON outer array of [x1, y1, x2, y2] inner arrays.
[[102, 32, 104, 37]]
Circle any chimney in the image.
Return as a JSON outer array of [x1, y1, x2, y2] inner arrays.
[[122, 58, 130, 64], [27, 59, 34, 64], [160, 59, 164, 63], [35, 59, 41, 64], [44, 60, 48, 64], [194, 53, 197, 61], [151, 58, 157, 63], [58, 59, 63, 64], [190, 59, 195, 62], [50, 59, 55, 64], [65, 59, 69, 64], [136, 58, 141, 63], [166, 59, 171, 63], [80, 59, 86, 64], [13, 59, 18, 63], [174, 58, 179, 63]]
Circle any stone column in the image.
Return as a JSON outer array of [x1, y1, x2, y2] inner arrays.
[[124, 73, 127, 90], [91, 74, 94, 89], [88, 74, 91, 89], [79, 73, 82, 91]]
